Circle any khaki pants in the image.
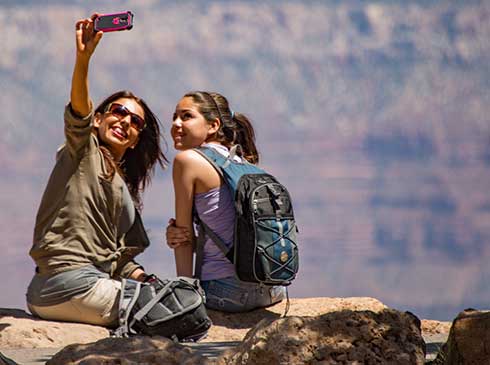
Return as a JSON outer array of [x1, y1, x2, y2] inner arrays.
[[28, 278, 120, 327]]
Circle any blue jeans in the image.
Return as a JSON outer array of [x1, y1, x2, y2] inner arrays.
[[201, 276, 286, 313]]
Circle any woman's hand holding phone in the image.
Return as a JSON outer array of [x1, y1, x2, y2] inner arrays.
[[70, 11, 132, 117], [75, 14, 103, 60]]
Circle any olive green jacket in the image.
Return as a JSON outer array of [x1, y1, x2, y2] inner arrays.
[[29, 104, 149, 278]]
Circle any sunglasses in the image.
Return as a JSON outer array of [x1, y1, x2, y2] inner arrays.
[[105, 102, 146, 131]]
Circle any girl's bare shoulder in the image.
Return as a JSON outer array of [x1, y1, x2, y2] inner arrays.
[[173, 149, 210, 167]]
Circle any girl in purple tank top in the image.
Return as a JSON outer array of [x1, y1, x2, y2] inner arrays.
[[165, 91, 285, 312]]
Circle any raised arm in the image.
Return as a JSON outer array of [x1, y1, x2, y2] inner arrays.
[[70, 14, 103, 117]]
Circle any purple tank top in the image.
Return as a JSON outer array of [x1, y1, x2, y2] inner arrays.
[[194, 184, 236, 280]]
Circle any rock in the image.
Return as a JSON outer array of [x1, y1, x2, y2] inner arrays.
[[430, 309, 490, 365], [217, 309, 426, 365], [0, 308, 109, 348], [0, 298, 450, 364], [204, 296, 388, 342], [421, 319, 452, 336], [0, 297, 387, 348], [47, 336, 206, 365]]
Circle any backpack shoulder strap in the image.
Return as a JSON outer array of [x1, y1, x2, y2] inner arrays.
[[114, 279, 142, 338], [193, 208, 234, 279], [192, 147, 235, 279], [193, 146, 227, 177]]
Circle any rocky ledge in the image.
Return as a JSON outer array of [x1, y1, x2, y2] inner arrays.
[[0, 297, 453, 364]]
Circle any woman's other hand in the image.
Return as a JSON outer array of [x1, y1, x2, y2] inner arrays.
[[75, 14, 103, 60], [166, 218, 192, 249]]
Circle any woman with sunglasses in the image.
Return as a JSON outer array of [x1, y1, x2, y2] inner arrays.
[[26, 14, 167, 326]]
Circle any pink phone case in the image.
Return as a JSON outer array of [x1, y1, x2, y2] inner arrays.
[[94, 11, 133, 32]]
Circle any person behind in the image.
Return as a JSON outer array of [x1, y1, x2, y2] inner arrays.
[[166, 91, 285, 312], [26, 14, 167, 327]]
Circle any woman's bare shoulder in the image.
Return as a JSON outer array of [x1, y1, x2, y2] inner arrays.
[[173, 149, 209, 167]]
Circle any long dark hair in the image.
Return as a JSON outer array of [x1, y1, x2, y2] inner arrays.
[[183, 91, 259, 164], [94, 90, 168, 207]]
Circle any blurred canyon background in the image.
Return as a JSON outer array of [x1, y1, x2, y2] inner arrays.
[[1, 0, 490, 321]]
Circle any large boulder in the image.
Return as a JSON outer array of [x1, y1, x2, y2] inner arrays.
[[218, 309, 426, 365], [430, 309, 490, 365]]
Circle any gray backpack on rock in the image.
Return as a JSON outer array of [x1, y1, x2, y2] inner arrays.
[[114, 276, 211, 342]]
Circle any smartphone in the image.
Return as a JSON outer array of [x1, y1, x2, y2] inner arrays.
[[94, 11, 134, 32]]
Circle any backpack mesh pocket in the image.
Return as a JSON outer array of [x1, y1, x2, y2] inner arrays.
[[255, 218, 298, 283]]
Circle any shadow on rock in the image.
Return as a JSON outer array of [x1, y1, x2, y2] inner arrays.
[[0, 309, 35, 320], [47, 336, 207, 365], [207, 307, 281, 329]]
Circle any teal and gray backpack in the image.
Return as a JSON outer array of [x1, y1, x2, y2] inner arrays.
[[193, 145, 299, 286]]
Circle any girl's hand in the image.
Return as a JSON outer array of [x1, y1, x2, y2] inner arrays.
[[166, 218, 193, 249], [75, 14, 103, 60]]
